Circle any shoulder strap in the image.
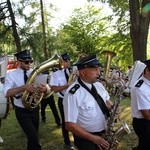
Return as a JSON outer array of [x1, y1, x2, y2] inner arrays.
[[135, 79, 144, 87], [69, 84, 80, 94]]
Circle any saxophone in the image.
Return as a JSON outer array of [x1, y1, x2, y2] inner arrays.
[[102, 80, 131, 150]]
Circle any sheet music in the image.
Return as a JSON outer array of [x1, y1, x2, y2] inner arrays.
[[34, 74, 48, 85], [128, 61, 146, 88]]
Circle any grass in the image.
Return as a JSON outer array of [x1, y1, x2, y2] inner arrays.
[[0, 96, 137, 150]]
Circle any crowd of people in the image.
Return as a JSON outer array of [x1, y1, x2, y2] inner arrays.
[[98, 65, 132, 98], [2, 49, 150, 150]]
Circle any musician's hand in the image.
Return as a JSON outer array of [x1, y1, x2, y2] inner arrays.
[[66, 80, 74, 87], [24, 84, 36, 93], [37, 83, 48, 93], [92, 135, 110, 150]]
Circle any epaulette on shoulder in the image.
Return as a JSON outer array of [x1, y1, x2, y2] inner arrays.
[[69, 84, 80, 94], [135, 80, 144, 87]]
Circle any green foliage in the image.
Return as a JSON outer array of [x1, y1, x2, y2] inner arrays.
[[0, 23, 16, 54], [55, 4, 132, 68], [0, 0, 133, 69], [55, 5, 112, 61]]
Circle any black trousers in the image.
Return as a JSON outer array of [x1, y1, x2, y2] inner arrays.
[[58, 97, 71, 145], [40, 94, 61, 125], [73, 131, 105, 150], [133, 118, 150, 150], [15, 106, 41, 150]]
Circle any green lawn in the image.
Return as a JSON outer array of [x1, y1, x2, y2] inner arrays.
[[0, 96, 137, 150]]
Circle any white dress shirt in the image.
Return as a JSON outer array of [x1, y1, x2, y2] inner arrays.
[[131, 76, 150, 118], [50, 69, 69, 98], [63, 79, 110, 132], [3, 67, 33, 108]]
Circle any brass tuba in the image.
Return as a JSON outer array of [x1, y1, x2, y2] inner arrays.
[[102, 50, 116, 80], [22, 54, 61, 109]]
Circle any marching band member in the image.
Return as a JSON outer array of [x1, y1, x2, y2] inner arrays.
[[50, 52, 75, 150], [131, 60, 150, 150], [40, 70, 61, 126], [3, 50, 50, 150], [63, 54, 113, 150]]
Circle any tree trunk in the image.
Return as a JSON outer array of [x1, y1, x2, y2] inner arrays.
[[40, 0, 48, 60], [7, 0, 21, 52], [129, 0, 150, 62]]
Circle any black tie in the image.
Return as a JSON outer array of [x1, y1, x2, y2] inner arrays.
[[91, 84, 110, 118], [24, 70, 28, 83], [64, 69, 69, 82], [91, 84, 99, 98]]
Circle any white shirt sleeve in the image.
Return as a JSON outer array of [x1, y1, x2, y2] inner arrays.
[[63, 91, 79, 123], [3, 72, 14, 96], [137, 89, 150, 110]]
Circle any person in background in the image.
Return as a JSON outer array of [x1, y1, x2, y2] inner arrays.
[[122, 77, 130, 97], [126, 65, 133, 80], [41, 94, 61, 126], [3, 50, 50, 150], [40, 70, 61, 126], [50, 52, 75, 150], [63, 54, 113, 150], [131, 60, 150, 150], [72, 54, 87, 81]]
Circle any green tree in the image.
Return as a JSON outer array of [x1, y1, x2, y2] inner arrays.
[[0, 0, 21, 53], [56, 6, 112, 61], [0, 0, 56, 62], [129, 0, 150, 61], [55, 4, 132, 69], [18, 0, 57, 62], [89, 0, 150, 62]]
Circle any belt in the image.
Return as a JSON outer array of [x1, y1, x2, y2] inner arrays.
[[133, 117, 144, 120], [133, 117, 150, 122], [15, 105, 39, 112], [90, 130, 105, 136]]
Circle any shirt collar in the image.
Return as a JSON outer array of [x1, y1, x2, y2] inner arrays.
[[80, 79, 92, 90], [142, 76, 150, 86]]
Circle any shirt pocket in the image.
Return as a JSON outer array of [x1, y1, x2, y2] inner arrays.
[[58, 76, 66, 86], [80, 101, 96, 118]]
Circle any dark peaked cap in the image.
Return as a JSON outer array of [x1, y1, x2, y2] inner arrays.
[[142, 60, 150, 65], [61, 52, 70, 61], [74, 55, 101, 69], [14, 50, 33, 61], [142, 60, 150, 68]]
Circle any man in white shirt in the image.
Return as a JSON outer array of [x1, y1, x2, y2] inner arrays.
[[50, 52, 75, 150], [131, 60, 150, 150], [3, 50, 50, 150], [63, 55, 113, 150]]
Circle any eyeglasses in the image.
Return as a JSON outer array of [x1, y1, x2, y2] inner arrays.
[[63, 59, 70, 62], [24, 61, 32, 64], [19, 59, 33, 64]]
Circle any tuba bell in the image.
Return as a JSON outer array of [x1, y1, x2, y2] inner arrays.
[[22, 54, 61, 109], [102, 50, 116, 80]]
